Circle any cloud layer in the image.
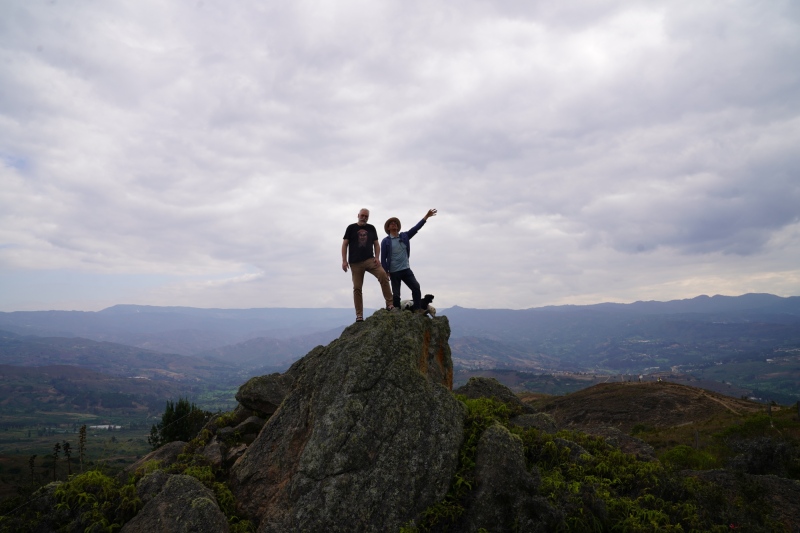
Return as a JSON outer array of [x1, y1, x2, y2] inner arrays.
[[1, 0, 799, 311]]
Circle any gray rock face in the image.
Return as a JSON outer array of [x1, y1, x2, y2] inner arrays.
[[510, 412, 558, 433], [234, 415, 266, 436], [235, 372, 296, 415], [454, 376, 534, 414], [121, 474, 229, 533], [122, 440, 187, 480], [201, 437, 225, 469], [135, 470, 170, 504], [685, 470, 800, 531], [205, 404, 257, 433], [225, 443, 247, 467], [554, 437, 590, 462], [229, 311, 465, 532], [460, 424, 557, 532]]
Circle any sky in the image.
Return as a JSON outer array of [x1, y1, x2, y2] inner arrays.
[[1, 1, 799, 312]]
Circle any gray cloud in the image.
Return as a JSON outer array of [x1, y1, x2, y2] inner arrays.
[[1, 0, 798, 311]]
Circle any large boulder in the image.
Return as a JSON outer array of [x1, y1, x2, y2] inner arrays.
[[121, 440, 187, 480], [581, 426, 656, 462], [510, 412, 558, 433], [120, 474, 229, 533], [235, 372, 296, 416], [229, 311, 465, 532], [459, 423, 558, 532], [454, 376, 535, 414], [684, 469, 800, 531]]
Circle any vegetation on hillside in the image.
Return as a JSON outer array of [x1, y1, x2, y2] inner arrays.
[[4, 388, 799, 531], [0, 410, 254, 532], [406, 396, 800, 532]]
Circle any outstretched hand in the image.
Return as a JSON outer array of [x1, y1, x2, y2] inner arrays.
[[425, 208, 437, 219]]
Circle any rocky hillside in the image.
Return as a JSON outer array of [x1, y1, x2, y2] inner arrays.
[[5, 310, 800, 532], [535, 380, 764, 433]]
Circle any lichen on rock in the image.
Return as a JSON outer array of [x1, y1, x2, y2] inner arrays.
[[120, 474, 229, 533], [229, 311, 465, 532]]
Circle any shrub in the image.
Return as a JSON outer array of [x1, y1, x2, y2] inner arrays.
[[53, 469, 141, 531], [660, 444, 719, 470]]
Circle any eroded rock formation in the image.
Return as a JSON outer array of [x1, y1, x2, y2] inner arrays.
[[229, 311, 465, 532]]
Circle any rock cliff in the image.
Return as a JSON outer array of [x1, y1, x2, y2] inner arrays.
[[229, 311, 465, 532]]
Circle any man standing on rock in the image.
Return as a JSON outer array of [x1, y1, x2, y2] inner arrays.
[[381, 209, 437, 313], [342, 208, 394, 322]]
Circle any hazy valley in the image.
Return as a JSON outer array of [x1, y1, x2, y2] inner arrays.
[[1, 294, 798, 497]]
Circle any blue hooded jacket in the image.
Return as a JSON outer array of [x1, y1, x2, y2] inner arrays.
[[380, 218, 426, 273]]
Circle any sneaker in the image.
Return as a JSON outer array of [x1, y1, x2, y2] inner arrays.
[[355, 316, 364, 322]]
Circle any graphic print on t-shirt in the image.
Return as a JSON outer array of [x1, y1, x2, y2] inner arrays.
[[357, 228, 369, 248]]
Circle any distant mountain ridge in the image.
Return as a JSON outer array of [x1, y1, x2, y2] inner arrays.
[[2, 294, 799, 392], [3, 293, 797, 343], [443, 293, 800, 365], [0, 329, 232, 381], [0, 305, 359, 356]]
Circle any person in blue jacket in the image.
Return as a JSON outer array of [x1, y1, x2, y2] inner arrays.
[[380, 208, 437, 312]]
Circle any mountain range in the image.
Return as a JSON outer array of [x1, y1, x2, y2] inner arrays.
[[1, 293, 799, 404]]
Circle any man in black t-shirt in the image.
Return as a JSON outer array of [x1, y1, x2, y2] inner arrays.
[[342, 208, 393, 321]]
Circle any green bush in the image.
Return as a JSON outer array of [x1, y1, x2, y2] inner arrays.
[[660, 444, 719, 470], [718, 413, 773, 439], [631, 423, 653, 435], [54, 469, 141, 532]]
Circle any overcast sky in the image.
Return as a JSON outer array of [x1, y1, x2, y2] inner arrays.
[[1, 1, 799, 312]]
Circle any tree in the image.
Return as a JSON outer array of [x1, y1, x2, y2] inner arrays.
[[78, 425, 87, 473], [52, 442, 61, 481], [29, 454, 37, 485], [63, 441, 72, 475], [148, 397, 210, 450]]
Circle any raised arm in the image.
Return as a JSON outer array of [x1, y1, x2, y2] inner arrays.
[[424, 208, 437, 220]]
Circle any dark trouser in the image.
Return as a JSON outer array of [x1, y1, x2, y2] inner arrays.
[[390, 268, 421, 310]]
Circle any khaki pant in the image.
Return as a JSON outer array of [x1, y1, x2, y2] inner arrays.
[[350, 258, 392, 318]]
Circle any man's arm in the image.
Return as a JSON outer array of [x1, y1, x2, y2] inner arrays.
[[408, 208, 438, 239], [373, 240, 381, 267], [341, 240, 349, 272]]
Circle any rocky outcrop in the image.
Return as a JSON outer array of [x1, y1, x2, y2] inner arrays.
[[581, 426, 656, 461], [455, 376, 535, 414], [459, 424, 558, 532], [134, 470, 170, 504], [684, 469, 800, 532], [235, 372, 296, 416], [120, 474, 229, 533], [229, 311, 465, 532], [122, 440, 187, 480], [510, 412, 558, 433]]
